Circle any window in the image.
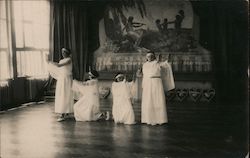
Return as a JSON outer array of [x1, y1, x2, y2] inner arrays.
[[0, 0, 50, 81], [13, 0, 50, 78], [0, 0, 12, 81]]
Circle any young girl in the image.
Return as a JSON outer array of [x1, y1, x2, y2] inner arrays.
[[111, 73, 136, 125], [72, 70, 104, 121], [47, 48, 74, 122]]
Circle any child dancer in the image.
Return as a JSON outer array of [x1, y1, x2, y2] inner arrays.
[[47, 48, 74, 122], [72, 70, 104, 121], [112, 73, 136, 125]]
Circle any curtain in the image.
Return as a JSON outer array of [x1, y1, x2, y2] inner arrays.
[[49, 0, 106, 81], [192, 1, 248, 104], [0, 0, 13, 83], [50, 1, 97, 80]]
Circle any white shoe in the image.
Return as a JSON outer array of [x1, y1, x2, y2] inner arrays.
[[96, 113, 104, 120], [57, 117, 65, 122], [105, 111, 110, 120]]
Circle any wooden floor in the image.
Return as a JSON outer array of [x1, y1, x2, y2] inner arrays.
[[0, 101, 248, 158]]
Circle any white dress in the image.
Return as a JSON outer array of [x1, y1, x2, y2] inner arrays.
[[48, 58, 74, 114], [112, 80, 135, 125], [72, 79, 101, 121], [141, 60, 174, 125]]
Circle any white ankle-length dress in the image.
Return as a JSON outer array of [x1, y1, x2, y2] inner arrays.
[[112, 80, 135, 125], [48, 58, 74, 114], [72, 79, 102, 121], [141, 60, 174, 125]]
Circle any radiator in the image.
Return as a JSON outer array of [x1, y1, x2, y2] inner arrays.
[[26, 78, 47, 101], [0, 84, 12, 110]]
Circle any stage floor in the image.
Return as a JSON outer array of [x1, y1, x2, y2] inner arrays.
[[0, 102, 248, 158]]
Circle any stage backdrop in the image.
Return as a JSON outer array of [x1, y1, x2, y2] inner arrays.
[[93, 0, 215, 103]]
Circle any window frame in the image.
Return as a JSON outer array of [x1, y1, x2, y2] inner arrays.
[[1, 0, 50, 80]]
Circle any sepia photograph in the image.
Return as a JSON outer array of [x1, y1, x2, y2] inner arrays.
[[0, 0, 249, 157]]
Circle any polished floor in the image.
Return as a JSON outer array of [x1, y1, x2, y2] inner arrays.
[[0, 101, 248, 158]]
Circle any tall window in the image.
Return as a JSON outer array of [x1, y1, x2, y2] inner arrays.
[[0, 0, 12, 81], [0, 0, 50, 81]]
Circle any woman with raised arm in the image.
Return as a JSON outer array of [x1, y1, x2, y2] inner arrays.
[[47, 48, 74, 122], [140, 51, 175, 125], [111, 73, 136, 125]]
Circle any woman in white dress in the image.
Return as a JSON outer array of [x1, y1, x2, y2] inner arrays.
[[47, 48, 74, 122], [72, 70, 104, 121], [112, 73, 136, 125], [140, 52, 175, 125]]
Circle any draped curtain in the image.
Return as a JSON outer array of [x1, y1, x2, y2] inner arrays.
[[192, 1, 248, 105], [49, 0, 104, 81], [0, 0, 13, 83], [192, 1, 248, 144], [50, 0, 248, 104], [49, 0, 144, 80], [50, 1, 87, 80]]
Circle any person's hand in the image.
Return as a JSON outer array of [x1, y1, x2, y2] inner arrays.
[[157, 54, 162, 62], [124, 75, 127, 81], [165, 54, 170, 62], [136, 68, 142, 77]]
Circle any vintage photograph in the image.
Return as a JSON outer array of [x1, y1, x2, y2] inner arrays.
[[0, 0, 249, 157]]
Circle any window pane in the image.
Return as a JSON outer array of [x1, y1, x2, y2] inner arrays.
[[13, 1, 49, 49], [32, 1, 50, 25], [15, 21, 24, 48], [24, 23, 34, 47], [16, 51, 22, 76], [0, 0, 6, 19], [23, 1, 33, 21], [0, 19, 8, 48], [33, 24, 49, 49], [13, 1, 23, 21], [16, 51, 48, 78], [0, 51, 12, 80]]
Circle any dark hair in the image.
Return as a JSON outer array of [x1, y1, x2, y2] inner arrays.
[[179, 10, 184, 16], [62, 48, 71, 56], [128, 16, 134, 22], [114, 72, 123, 82], [146, 51, 156, 61], [155, 19, 161, 24], [176, 15, 181, 20], [147, 50, 155, 55], [90, 70, 99, 78]]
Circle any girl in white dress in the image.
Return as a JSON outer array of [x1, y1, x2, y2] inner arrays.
[[72, 70, 104, 121], [140, 52, 175, 125], [112, 73, 136, 125], [47, 48, 74, 122]]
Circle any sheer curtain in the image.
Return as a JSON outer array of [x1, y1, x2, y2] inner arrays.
[[1, 0, 50, 109], [0, 0, 12, 86], [1, 0, 50, 83], [13, 0, 50, 79]]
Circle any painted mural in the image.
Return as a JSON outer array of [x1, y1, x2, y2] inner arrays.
[[103, 0, 196, 53], [94, 0, 212, 74]]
